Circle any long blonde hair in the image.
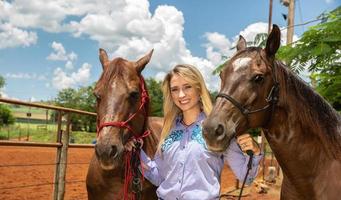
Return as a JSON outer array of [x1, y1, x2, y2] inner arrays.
[[158, 64, 213, 152]]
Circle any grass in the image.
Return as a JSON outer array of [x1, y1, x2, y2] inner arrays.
[[0, 122, 96, 144]]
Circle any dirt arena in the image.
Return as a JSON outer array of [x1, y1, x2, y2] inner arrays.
[[0, 146, 280, 200]]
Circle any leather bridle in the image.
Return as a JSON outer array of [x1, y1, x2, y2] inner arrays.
[[216, 60, 280, 127]]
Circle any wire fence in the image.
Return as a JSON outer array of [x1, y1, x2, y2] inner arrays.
[[0, 180, 86, 190], [0, 97, 96, 200]]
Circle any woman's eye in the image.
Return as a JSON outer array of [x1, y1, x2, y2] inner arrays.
[[253, 75, 264, 84], [184, 85, 192, 90], [171, 88, 179, 93]]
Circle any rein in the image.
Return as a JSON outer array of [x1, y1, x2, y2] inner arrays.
[[97, 76, 150, 200], [216, 59, 279, 200]]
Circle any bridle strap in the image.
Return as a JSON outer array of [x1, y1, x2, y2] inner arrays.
[[96, 76, 149, 136], [96, 76, 150, 200], [216, 93, 272, 116], [216, 61, 279, 127]]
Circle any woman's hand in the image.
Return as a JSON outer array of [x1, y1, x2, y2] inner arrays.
[[124, 138, 143, 151], [236, 133, 261, 156], [124, 139, 149, 170]]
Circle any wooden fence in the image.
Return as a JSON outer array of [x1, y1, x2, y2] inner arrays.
[[0, 97, 96, 200]]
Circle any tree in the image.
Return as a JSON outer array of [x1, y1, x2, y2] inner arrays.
[[0, 77, 14, 127], [146, 78, 163, 117], [0, 75, 5, 97], [0, 76, 4, 89], [54, 84, 96, 131], [0, 104, 15, 127], [277, 6, 341, 110]]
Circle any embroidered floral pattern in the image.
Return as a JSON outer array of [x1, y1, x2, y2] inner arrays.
[[191, 124, 207, 148], [161, 129, 183, 152]]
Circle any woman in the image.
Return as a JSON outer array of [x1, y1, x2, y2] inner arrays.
[[126, 64, 262, 200]]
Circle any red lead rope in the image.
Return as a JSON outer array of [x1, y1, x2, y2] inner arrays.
[[96, 76, 150, 200], [123, 130, 150, 200]]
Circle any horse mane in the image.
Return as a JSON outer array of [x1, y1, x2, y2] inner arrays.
[[141, 77, 150, 131], [275, 61, 341, 153]]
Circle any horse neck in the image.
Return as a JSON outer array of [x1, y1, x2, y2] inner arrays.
[[143, 129, 159, 158], [265, 62, 341, 162]]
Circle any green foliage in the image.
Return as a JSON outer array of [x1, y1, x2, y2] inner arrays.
[[277, 6, 341, 110], [54, 84, 96, 132], [0, 104, 15, 127], [146, 78, 163, 117], [0, 75, 5, 97], [0, 75, 4, 89], [0, 122, 96, 143]]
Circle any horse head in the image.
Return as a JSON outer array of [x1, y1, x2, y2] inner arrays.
[[94, 49, 153, 170], [203, 25, 281, 152]]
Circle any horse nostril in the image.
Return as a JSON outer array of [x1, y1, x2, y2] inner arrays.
[[110, 145, 118, 159], [215, 124, 225, 137]]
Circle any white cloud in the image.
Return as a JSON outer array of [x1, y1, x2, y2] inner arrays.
[[325, 0, 335, 4], [0, 23, 37, 49], [204, 32, 233, 66], [47, 41, 78, 69], [0, 0, 301, 92], [47, 41, 77, 62], [52, 62, 91, 90], [47, 41, 67, 60], [65, 61, 74, 70], [5, 73, 46, 80]]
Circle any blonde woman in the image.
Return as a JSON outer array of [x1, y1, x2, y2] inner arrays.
[[125, 64, 262, 200]]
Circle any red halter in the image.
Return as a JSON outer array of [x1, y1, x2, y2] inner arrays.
[[96, 76, 150, 139], [96, 76, 150, 200]]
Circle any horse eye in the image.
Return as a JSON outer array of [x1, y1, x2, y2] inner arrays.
[[129, 91, 139, 100], [253, 75, 264, 84]]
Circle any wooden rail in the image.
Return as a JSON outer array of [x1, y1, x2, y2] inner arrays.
[[0, 97, 96, 200]]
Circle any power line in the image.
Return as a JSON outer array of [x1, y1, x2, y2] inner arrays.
[[280, 18, 322, 31]]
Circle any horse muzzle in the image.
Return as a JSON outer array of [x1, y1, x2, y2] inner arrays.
[[95, 143, 123, 170], [202, 116, 236, 152]]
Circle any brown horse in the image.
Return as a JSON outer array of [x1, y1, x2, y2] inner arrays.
[[86, 49, 162, 200], [203, 25, 341, 200]]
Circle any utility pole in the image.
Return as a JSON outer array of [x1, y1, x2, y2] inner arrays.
[[268, 0, 273, 34], [287, 0, 295, 45]]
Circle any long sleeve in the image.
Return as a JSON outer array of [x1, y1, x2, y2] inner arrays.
[[139, 149, 164, 186], [223, 138, 263, 184]]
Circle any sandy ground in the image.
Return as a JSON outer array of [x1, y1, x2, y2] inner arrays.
[[0, 146, 280, 200]]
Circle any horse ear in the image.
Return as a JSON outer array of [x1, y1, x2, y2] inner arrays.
[[99, 48, 109, 70], [236, 35, 247, 51], [135, 49, 154, 74], [265, 24, 281, 57]]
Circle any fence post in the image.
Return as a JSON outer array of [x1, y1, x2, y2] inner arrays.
[[57, 112, 70, 200], [53, 110, 65, 200]]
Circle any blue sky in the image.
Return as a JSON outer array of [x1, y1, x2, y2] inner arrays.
[[0, 0, 339, 101]]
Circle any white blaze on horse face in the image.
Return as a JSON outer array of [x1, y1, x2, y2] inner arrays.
[[233, 57, 251, 72]]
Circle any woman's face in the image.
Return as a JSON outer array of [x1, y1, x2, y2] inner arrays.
[[170, 74, 201, 113]]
